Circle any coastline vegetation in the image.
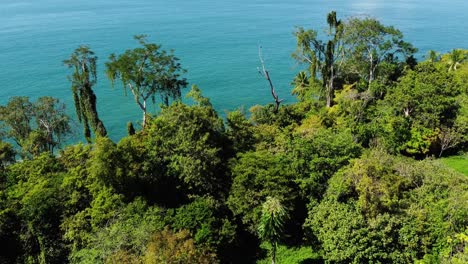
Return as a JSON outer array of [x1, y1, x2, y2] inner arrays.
[[0, 11, 467, 264]]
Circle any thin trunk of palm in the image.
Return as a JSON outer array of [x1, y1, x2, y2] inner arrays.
[[271, 242, 277, 264]]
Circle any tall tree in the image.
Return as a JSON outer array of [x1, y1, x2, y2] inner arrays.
[[64, 46, 107, 143], [342, 16, 416, 87], [106, 35, 188, 128], [293, 11, 345, 107]]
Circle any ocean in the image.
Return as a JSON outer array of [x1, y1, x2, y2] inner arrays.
[[1, 0, 467, 141]]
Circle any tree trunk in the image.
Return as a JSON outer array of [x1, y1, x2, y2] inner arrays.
[[369, 53, 374, 88], [438, 148, 445, 158], [142, 100, 147, 128], [326, 91, 332, 107], [271, 243, 277, 264], [259, 46, 282, 113], [326, 75, 334, 108]]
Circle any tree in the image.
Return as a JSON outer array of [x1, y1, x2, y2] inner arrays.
[[106, 35, 188, 128], [291, 71, 311, 102], [258, 197, 287, 264], [143, 228, 218, 264], [31, 97, 71, 154], [6, 154, 68, 264], [226, 109, 255, 153], [84, 86, 230, 206], [0, 140, 15, 170], [0, 97, 71, 156], [426, 50, 441, 62], [446, 49, 468, 71], [167, 197, 237, 256], [342, 16, 416, 87], [289, 128, 362, 200], [228, 151, 299, 234], [0, 96, 33, 147], [306, 150, 468, 263], [64, 46, 107, 143], [293, 11, 345, 107], [437, 126, 464, 157], [258, 46, 283, 113], [384, 62, 462, 156]]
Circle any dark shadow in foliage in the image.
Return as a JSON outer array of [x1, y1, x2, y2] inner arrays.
[[3, 154, 69, 263], [299, 258, 325, 264], [90, 136, 188, 208], [0, 206, 23, 263], [250, 104, 306, 128]]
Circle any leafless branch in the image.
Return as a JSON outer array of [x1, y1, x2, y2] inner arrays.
[[258, 46, 283, 113]]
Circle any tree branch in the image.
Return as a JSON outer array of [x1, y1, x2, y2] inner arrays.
[[258, 46, 283, 113]]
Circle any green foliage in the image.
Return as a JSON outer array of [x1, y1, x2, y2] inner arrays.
[[0, 96, 32, 146], [3, 154, 67, 263], [258, 197, 287, 264], [306, 150, 468, 263], [106, 35, 188, 127], [58, 140, 125, 253], [186, 84, 212, 107], [142, 227, 218, 264], [168, 197, 235, 247], [69, 199, 165, 263], [143, 101, 230, 200], [0, 140, 15, 171], [293, 12, 415, 107], [64, 46, 107, 142], [228, 151, 299, 233], [342, 16, 416, 88], [257, 243, 322, 264], [249, 104, 305, 129], [0, 96, 71, 157], [383, 62, 465, 156], [226, 109, 255, 153], [258, 197, 287, 244], [77, 92, 231, 207], [445, 49, 468, 71], [293, 11, 345, 107], [79, 227, 219, 264], [1, 12, 467, 264], [389, 62, 461, 128], [290, 128, 362, 200], [291, 71, 311, 101]]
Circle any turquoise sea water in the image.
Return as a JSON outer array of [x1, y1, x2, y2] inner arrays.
[[1, 0, 467, 141]]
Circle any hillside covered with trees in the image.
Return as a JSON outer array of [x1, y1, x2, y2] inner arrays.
[[0, 12, 467, 264]]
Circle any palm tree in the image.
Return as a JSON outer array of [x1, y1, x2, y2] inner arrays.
[[258, 197, 287, 264], [447, 49, 467, 71], [426, 50, 441, 62], [291, 71, 310, 101]]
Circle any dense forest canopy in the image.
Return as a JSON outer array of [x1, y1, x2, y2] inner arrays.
[[0, 12, 467, 264]]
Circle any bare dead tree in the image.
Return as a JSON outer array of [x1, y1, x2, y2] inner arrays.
[[258, 46, 283, 113]]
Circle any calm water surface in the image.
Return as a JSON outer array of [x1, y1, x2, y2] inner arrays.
[[1, 0, 467, 140]]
